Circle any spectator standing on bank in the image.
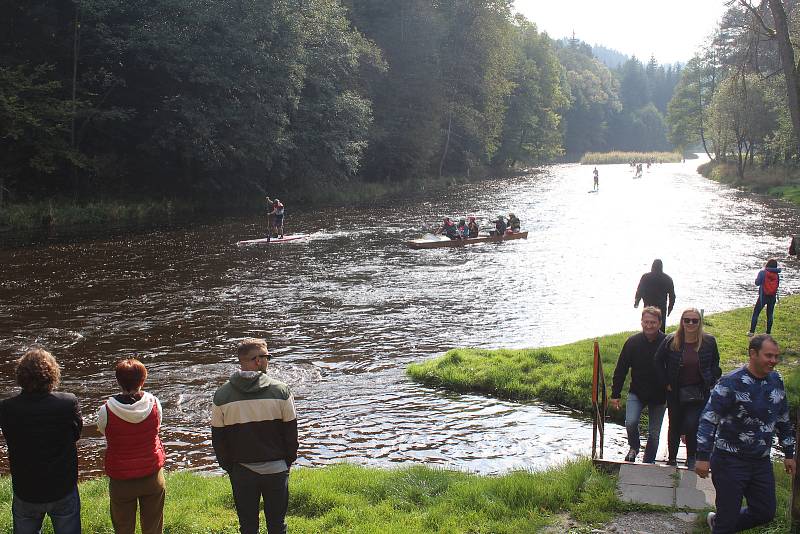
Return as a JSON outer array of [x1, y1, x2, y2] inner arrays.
[[654, 308, 721, 469], [634, 259, 676, 332], [212, 338, 298, 534], [97, 358, 166, 534], [748, 258, 781, 336], [696, 334, 795, 532], [0, 348, 83, 534], [610, 306, 667, 464]]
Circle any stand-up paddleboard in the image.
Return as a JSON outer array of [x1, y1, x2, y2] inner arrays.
[[588, 190, 599, 193], [236, 234, 308, 246]]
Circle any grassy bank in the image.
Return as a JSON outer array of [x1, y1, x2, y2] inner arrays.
[[580, 151, 682, 165], [698, 160, 800, 207], [407, 294, 800, 424], [0, 460, 625, 533], [0, 200, 204, 231]]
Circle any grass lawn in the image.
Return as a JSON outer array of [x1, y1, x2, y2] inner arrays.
[[407, 294, 800, 424], [0, 460, 626, 533]]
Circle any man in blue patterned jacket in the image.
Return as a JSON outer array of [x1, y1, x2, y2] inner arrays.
[[695, 334, 796, 533]]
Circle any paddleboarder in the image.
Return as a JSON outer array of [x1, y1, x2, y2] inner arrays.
[[593, 168, 599, 191]]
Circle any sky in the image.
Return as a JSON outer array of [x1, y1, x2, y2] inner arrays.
[[514, 0, 731, 64]]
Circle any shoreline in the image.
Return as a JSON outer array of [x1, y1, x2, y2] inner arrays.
[[0, 168, 540, 235], [698, 160, 800, 208]]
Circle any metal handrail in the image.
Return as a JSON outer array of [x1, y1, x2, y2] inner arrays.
[[591, 339, 607, 460]]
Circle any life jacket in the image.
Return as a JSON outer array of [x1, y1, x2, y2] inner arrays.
[[104, 400, 165, 480], [763, 270, 779, 296], [274, 202, 285, 216]]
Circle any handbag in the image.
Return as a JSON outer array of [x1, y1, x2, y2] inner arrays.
[[678, 384, 704, 404]]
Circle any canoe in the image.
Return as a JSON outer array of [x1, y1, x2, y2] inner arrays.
[[236, 234, 308, 246], [405, 231, 528, 249]]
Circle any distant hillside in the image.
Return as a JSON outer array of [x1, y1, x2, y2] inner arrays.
[[591, 44, 629, 68]]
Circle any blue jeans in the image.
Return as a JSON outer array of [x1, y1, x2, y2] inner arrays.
[[228, 464, 289, 534], [624, 392, 666, 463], [710, 451, 775, 533], [750, 294, 776, 334], [12, 487, 81, 534]]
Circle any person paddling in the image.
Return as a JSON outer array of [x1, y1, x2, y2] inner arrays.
[[435, 217, 460, 240], [593, 168, 599, 191], [467, 216, 480, 238], [269, 199, 285, 239]]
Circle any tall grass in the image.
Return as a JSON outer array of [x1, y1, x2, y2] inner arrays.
[[408, 295, 800, 423], [0, 460, 625, 533], [0, 200, 202, 231], [580, 151, 683, 165]]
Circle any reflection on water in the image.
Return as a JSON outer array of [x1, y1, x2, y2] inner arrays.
[[1, 159, 799, 476]]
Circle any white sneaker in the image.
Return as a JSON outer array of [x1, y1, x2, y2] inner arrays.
[[706, 511, 716, 530], [624, 449, 637, 462]]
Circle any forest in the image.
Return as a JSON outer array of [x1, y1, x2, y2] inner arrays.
[[1, 0, 682, 206], [666, 0, 800, 181]]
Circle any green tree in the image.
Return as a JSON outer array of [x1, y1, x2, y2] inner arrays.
[[492, 18, 567, 167]]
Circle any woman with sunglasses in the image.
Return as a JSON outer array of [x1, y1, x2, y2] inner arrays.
[[654, 308, 721, 468]]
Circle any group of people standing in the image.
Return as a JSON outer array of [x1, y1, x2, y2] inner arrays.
[[612, 258, 793, 533], [1, 338, 297, 534], [435, 213, 521, 240]]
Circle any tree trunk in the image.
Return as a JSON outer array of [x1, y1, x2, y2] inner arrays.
[[768, 0, 800, 153], [0, 176, 4, 207]]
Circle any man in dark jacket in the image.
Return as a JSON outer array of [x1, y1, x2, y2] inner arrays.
[[0, 348, 83, 534], [610, 307, 667, 463], [634, 259, 676, 332], [212, 338, 298, 534]]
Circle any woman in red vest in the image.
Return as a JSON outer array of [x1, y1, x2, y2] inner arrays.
[[97, 358, 165, 534]]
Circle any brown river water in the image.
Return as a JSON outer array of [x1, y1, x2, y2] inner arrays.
[[2, 159, 799, 477]]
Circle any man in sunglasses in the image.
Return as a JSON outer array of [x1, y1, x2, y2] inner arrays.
[[695, 334, 795, 533], [211, 338, 298, 534]]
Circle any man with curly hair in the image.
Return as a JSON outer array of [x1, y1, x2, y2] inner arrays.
[[0, 348, 83, 533]]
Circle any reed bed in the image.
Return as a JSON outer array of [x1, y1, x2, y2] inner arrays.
[[580, 151, 683, 165]]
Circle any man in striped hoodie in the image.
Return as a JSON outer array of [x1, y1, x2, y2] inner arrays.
[[212, 338, 298, 534]]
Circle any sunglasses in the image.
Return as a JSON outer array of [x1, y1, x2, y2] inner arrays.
[[250, 353, 270, 362], [682, 318, 700, 324]]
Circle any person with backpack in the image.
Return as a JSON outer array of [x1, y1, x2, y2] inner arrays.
[[748, 258, 781, 336]]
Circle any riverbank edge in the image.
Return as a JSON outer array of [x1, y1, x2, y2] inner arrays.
[[406, 295, 800, 421], [698, 160, 800, 207], [0, 460, 641, 532], [579, 151, 684, 165], [0, 167, 538, 232]]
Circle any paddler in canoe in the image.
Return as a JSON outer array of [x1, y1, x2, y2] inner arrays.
[[506, 212, 521, 233], [434, 217, 462, 240], [467, 216, 480, 238]]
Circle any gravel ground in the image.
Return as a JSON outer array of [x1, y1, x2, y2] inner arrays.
[[545, 512, 704, 534]]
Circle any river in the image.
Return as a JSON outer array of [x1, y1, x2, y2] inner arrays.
[[2, 158, 799, 476]]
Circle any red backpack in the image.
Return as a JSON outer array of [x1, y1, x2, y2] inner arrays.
[[763, 271, 779, 296]]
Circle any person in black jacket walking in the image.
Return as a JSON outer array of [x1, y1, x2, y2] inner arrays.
[[654, 308, 721, 468], [634, 259, 676, 332], [610, 307, 667, 463], [0, 348, 83, 534]]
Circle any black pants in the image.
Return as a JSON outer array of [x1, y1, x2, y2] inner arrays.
[[710, 451, 775, 533], [228, 464, 289, 534], [666, 398, 704, 462]]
